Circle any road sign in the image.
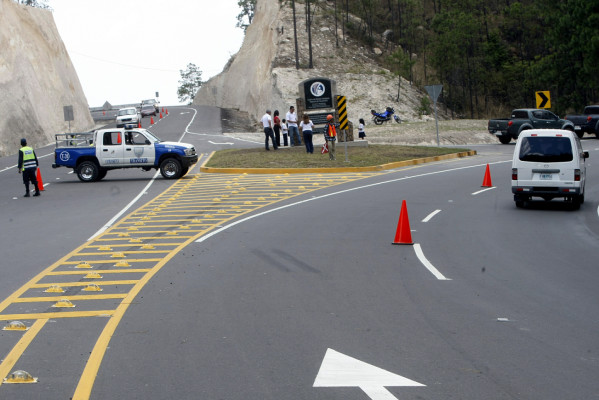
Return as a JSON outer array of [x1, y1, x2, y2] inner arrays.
[[314, 348, 425, 399], [424, 84, 443, 146], [336, 95, 348, 130], [536, 91, 551, 108], [63, 105, 74, 122]]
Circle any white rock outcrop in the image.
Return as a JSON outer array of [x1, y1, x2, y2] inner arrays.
[[0, 0, 93, 157]]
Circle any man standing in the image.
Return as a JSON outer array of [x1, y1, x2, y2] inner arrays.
[[261, 109, 277, 151], [286, 106, 300, 146], [323, 115, 337, 161], [18, 138, 40, 197]]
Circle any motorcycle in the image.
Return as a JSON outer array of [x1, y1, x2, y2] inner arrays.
[[371, 107, 401, 125]]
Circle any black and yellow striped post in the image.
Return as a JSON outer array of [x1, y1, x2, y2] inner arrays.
[[336, 95, 348, 130]]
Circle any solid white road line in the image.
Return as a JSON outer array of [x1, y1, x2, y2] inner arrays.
[[472, 187, 495, 195], [422, 209, 441, 223], [413, 243, 451, 280]]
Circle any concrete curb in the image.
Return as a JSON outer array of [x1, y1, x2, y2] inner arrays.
[[199, 150, 477, 174]]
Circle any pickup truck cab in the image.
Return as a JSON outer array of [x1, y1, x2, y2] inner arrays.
[[512, 129, 588, 209], [564, 105, 599, 138], [52, 127, 198, 182], [488, 109, 574, 144]]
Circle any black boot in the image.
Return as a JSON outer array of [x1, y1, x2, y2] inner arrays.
[[33, 183, 40, 196]]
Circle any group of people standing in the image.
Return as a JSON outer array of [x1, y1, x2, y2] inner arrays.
[[262, 105, 357, 161]]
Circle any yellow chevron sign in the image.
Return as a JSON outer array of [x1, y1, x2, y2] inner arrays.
[[535, 91, 551, 109], [336, 95, 348, 130]]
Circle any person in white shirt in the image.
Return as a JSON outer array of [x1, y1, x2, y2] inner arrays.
[[299, 113, 315, 154], [285, 106, 301, 146], [261, 109, 277, 150]]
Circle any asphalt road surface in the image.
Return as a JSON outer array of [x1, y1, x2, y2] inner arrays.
[[1, 106, 598, 399]]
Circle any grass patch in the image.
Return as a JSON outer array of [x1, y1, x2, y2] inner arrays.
[[205, 144, 470, 169]]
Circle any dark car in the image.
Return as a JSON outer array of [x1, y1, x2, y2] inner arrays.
[[140, 104, 157, 117]]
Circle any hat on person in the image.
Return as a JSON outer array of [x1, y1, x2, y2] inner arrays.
[[326, 115, 334, 121], [20, 138, 27, 146]]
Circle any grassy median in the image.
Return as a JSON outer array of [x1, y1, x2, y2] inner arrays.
[[204, 144, 471, 169]]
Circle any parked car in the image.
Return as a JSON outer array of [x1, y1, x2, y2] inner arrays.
[[511, 129, 588, 209], [115, 107, 141, 128], [564, 105, 599, 138], [488, 109, 574, 144], [140, 104, 157, 117]]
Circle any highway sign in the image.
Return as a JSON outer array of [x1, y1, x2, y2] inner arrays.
[[536, 91, 551, 108]]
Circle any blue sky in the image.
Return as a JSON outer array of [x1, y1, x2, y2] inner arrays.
[[51, 0, 245, 107]]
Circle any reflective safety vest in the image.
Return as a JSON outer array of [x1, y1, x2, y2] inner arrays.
[[20, 146, 37, 171], [325, 123, 337, 140]]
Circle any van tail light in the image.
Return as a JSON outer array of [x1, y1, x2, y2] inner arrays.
[[574, 169, 581, 181], [508, 120, 513, 127], [512, 168, 518, 180]]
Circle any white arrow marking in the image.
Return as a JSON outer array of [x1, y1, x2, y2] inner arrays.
[[208, 141, 234, 145], [313, 349, 424, 400]]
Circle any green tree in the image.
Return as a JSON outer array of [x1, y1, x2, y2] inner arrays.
[[177, 63, 203, 104], [387, 48, 415, 102], [236, 0, 256, 32]]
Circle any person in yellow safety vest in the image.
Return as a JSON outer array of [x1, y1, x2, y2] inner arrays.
[[17, 138, 40, 197], [323, 114, 337, 160]]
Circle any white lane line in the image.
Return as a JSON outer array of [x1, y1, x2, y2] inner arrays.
[[422, 209, 441, 222], [197, 160, 512, 244], [0, 153, 53, 173], [472, 187, 495, 195], [87, 171, 160, 241], [413, 243, 451, 280]]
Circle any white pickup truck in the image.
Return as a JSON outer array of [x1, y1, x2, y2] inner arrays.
[[52, 127, 198, 182]]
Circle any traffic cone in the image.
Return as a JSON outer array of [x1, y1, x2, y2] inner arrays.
[[36, 168, 45, 191], [162, 107, 164, 113], [166, 108, 168, 115], [150, 116, 155, 125], [482, 164, 493, 187], [160, 112, 163, 119], [392, 200, 413, 245], [138, 121, 142, 128]]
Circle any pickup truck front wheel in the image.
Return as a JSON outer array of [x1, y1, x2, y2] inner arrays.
[[160, 158, 182, 179], [77, 161, 99, 182]]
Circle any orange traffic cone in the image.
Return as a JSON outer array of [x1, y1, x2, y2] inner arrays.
[[482, 164, 493, 187], [138, 121, 142, 128], [392, 200, 413, 245], [36, 168, 45, 191], [166, 108, 168, 115], [162, 107, 164, 113], [150, 116, 155, 125], [159, 112, 163, 119]]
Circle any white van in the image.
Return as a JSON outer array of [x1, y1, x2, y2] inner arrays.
[[512, 129, 589, 209]]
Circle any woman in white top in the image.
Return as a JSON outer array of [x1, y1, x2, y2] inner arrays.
[[299, 114, 315, 154]]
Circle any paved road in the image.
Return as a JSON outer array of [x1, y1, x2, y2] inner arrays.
[[1, 106, 598, 399]]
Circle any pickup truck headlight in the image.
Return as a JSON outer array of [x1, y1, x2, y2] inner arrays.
[[184, 148, 195, 156]]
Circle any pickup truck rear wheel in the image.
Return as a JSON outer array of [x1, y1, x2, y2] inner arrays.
[[160, 158, 182, 179], [498, 136, 511, 144], [77, 161, 99, 182]]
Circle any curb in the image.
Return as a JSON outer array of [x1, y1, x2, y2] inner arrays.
[[199, 150, 477, 174]]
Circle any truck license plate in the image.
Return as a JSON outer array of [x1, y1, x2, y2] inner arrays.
[[540, 173, 553, 180]]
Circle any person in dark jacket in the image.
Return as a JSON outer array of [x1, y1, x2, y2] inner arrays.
[[17, 138, 40, 197]]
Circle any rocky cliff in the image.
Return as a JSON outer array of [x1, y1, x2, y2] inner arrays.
[[194, 0, 442, 127], [0, 0, 93, 157]]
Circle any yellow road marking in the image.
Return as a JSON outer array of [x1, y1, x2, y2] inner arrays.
[[0, 319, 47, 385], [30, 281, 139, 288], [12, 294, 128, 303], [0, 311, 115, 321]]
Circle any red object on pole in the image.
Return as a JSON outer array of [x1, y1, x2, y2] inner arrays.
[[36, 168, 45, 191], [392, 200, 413, 245], [482, 164, 493, 187]]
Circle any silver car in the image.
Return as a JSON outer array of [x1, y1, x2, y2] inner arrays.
[[116, 107, 141, 128]]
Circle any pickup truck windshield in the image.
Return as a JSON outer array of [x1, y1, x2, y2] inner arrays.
[[519, 137, 573, 162], [144, 130, 162, 142]]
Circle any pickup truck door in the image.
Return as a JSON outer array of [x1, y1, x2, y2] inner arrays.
[[124, 130, 155, 166], [98, 131, 125, 166], [541, 110, 562, 128]]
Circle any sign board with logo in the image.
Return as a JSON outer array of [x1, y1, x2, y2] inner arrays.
[[299, 78, 336, 110]]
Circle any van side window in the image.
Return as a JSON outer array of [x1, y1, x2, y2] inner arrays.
[[519, 137, 573, 162]]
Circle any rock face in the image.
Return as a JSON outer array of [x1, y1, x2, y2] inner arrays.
[[194, 0, 448, 128], [0, 0, 94, 157]]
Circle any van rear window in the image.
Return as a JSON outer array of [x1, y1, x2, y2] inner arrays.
[[519, 137, 573, 162]]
